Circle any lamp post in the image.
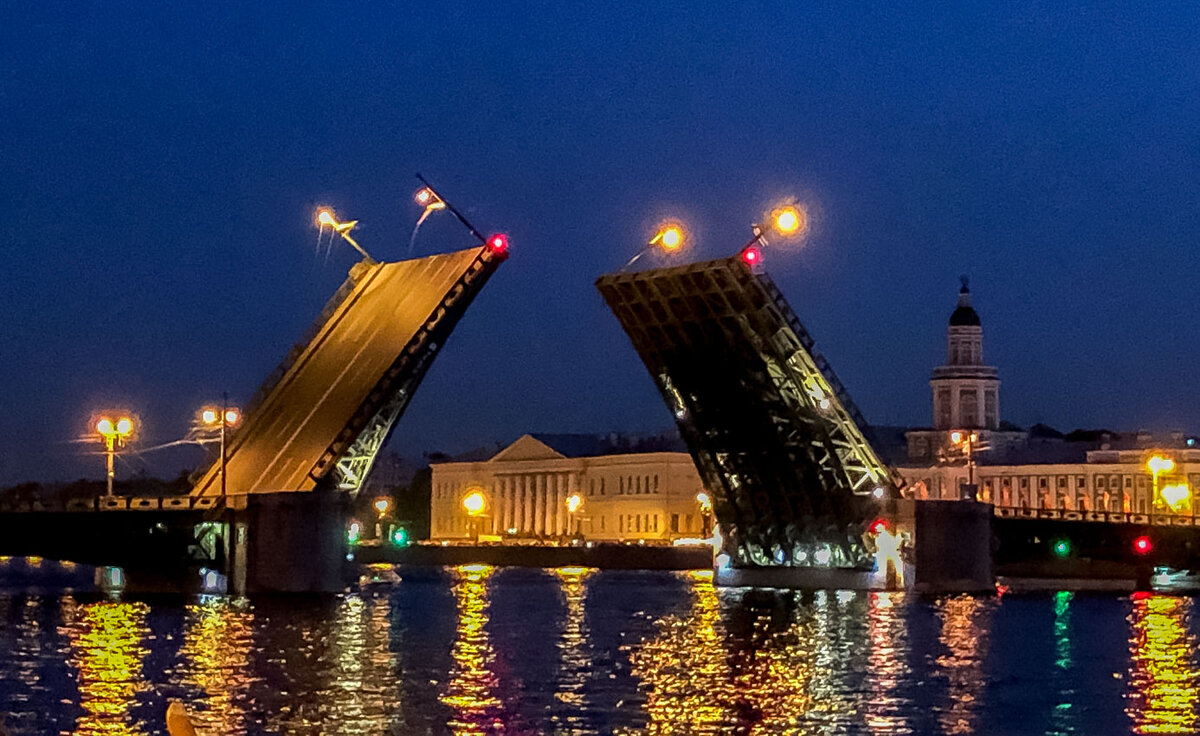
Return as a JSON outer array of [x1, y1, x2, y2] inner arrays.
[[95, 414, 135, 497], [738, 204, 807, 265], [565, 493, 583, 539], [462, 490, 487, 543], [200, 398, 241, 500], [1147, 454, 1175, 509], [622, 222, 688, 270], [373, 497, 392, 540], [696, 491, 713, 538]]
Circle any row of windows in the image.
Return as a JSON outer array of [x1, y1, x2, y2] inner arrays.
[[618, 513, 659, 533], [588, 474, 661, 496], [983, 474, 1195, 491]]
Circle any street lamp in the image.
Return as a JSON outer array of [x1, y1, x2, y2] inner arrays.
[[623, 221, 689, 270], [462, 490, 487, 543], [948, 430, 981, 498], [95, 414, 135, 497], [696, 491, 713, 537], [1161, 483, 1191, 512], [740, 202, 808, 264], [1147, 454, 1176, 510], [565, 493, 583, 538], [199, 399, 241, 500], [316, 207, 375, 262]]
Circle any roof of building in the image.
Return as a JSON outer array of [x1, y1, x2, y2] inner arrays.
[[528, 432, 688, 458]]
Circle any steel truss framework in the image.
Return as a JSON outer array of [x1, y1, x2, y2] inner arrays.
[[597, 256, 899, 569]]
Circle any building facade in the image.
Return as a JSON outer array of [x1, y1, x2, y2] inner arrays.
[[430, 434, 710, 543], [898, 280, 1198, 517]]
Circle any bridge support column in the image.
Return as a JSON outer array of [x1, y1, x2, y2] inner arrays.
[[913, 500, 994, 593], [241, 489, 350, 594]]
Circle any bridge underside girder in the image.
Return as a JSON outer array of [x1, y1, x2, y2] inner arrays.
[[597, 256, 896, 569]]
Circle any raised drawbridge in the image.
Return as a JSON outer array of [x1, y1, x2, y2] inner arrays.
[[597, 254, 900, 569]]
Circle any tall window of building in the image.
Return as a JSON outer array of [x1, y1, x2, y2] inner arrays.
[[984, 391, 997, 429], [671, 514, 679, 533], [937, 389, 952, 427], [960, 390, 979, 427]]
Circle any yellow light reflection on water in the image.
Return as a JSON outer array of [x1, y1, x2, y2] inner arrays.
[[1127, 594, 1199, 734], [551, 565, 594, 726], [934, 594, 993, 735], [65, 599, 150, 736], [624, 569, 735, 730], [178, 597, 254, 735], [442, 563, 502, 734], [865, 591, 910, 734]]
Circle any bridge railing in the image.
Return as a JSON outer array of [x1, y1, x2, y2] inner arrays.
[[993, 505, 1199, 527], [0, 496, 220, 513]]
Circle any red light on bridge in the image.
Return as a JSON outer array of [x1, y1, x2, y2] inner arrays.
[[1133, 535, 1153, 555], [741, 246, 762, 266], [487, 233, 508, 254], [868, 518, 890, 535]]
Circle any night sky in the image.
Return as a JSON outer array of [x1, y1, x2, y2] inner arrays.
[[3, 4, 1200, 484]]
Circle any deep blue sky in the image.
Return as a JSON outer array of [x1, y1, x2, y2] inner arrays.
[[3, 3, 1200, 484]]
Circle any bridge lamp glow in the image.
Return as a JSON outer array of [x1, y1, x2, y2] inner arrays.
[[391, 527, 408, 546], [741, 245, 762, 266], [347, 521, 361, 544], [771, 205, 805, 236], [1161, 483, 1191, 511], [1147, 455, 1175, 475], [872, 486, 886, 499], [695, 491, 712, 513], [650, 223, 685, 252], [462, 490, 487, 516], [565, 493, 583, 514], [1052, 539, 1070, 558], [374, 497, 392, 517], [414, 187, 446, 211]]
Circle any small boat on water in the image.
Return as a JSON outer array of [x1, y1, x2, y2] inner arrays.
[[358, 562, 402, 588], [1150, 566, 1200, 593]]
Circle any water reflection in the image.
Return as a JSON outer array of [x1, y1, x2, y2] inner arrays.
[[177, 597, 255, 735], [551, 566, 594, 732], [1126, 594, 1199, 734], [441, 563, 504, 734], [865, 592, 912, 734], [63, 597, 151, 736], [934, 595, 992, 735], [1048, 591, 1077, 736], [625, 569, 735, 732]]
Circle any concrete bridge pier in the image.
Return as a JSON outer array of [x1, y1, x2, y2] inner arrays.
[[229, 490, 351, 594]]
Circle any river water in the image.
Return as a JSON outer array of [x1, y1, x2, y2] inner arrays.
[[0, 559, 1196, 735]]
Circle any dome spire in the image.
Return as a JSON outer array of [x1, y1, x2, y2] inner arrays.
[[949, 275, 980, 326]]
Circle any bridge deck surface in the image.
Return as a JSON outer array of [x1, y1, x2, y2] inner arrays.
[[191, 248, 482, 496]]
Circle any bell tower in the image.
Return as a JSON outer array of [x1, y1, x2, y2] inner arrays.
[[931, 277, 1000, 430]]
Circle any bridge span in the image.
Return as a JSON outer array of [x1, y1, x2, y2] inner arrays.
[[0, 241, 506, 593]]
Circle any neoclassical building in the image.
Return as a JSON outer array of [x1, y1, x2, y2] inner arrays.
[[897, 280, 1198, 516], [430, 434, 710, 542]]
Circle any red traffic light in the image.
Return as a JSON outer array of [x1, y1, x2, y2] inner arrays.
[[1133, 535, 1153, 555], [487, 233, 508, 254], [741, 246, 762, 266], [868, 518, 891, 535]]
